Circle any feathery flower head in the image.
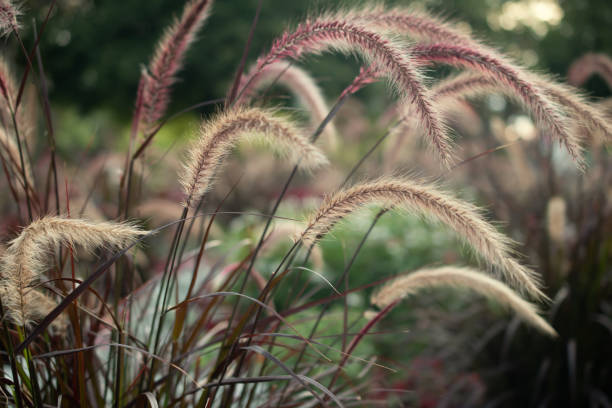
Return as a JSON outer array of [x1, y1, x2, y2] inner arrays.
[[141, 0, 213, 129], [0, 0, 21, 37], [236, 62, 338, 145], [237, 15, 452, 164], [371, 266, 556, 336], [0, 216, 146, 327], [297, 177, 547, 300], [180, 106, 328, 207], [567, 53, 612, 88]]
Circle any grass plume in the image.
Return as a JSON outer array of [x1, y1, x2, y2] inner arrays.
[[237, 15, 451, 164], [0, 0, 20, 37], [297, 177, 547, 300], [371, 266, 557, 336], [140, 0, 213, 128], [179, 106, 328, 207], [412, 43, 583, 165], [0, 216, 145, 327], [347, 5, 585, 164], [433, 72, 612, 142]]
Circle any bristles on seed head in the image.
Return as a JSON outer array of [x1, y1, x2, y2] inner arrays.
[[412, 43, 584, 167], [297, 177, 547, 300], [180, 107, 328, 207], [236, 15, 452, 164], [236, 62, 338, 146], [346, 5, 585, 166], [0, 216, 146, 327], [371, 266, 556, 336], [141, 0, 213, 128], [345, 3, 472, 45], [0, 1, 21, 37], [433, 72, 612, 144]]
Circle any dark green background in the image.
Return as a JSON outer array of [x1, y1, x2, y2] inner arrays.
[[14, 0, 612, 119]]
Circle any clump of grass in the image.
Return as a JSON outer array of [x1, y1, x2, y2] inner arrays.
[[0, 2, 607, 407]]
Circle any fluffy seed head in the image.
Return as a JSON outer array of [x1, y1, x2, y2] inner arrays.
[[180, 107, 328, 207], [141, 0, 213, 128], [348, 5, 585, 165], [0, 216, 146, 327], [346, 4, 472, 45], [237, 16, 451, 164], [0, 1, 21, 37], [434, 72, 612, 143], [371, 266, 556, 336], [546, 196, 566, 244], [236, 62, 338, 145], [412, 43, 583, 166], [297, 177, 547, 300], [568, 53, 612, 88], [433, 72, 612, 143]]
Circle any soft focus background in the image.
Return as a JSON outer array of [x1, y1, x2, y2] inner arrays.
[[13, 0, 612, 154], [2, 0, 611, 406]]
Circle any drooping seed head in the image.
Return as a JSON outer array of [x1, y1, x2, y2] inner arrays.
[[348, 5, 587, 165], [297, 177, 547, 300], [412, 43, 583, 166], [568, 53, 612, 88], [236, 15, 452, 164], [433, 72, 612, 143], [0, 216, 146, 327], [180, 107, 328, 207], [371, 266, 556, 336]]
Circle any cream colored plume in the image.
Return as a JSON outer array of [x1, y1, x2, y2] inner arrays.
[[546, 197, 566, 244], [372, 266, 556, 336], [297, 177, 546, 300], [180, 107, 328, 207], [0, 216, 146, 327]]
